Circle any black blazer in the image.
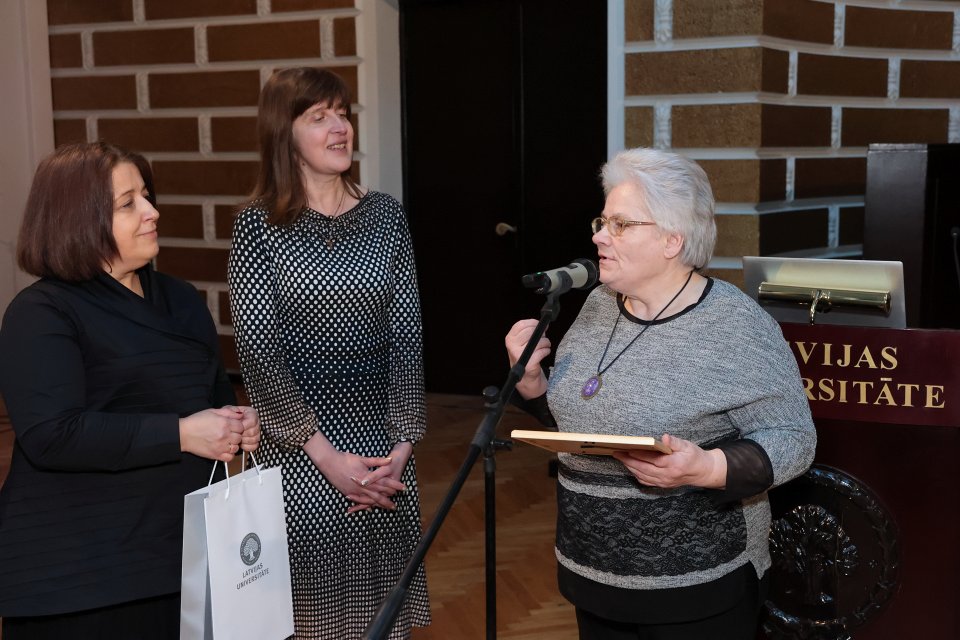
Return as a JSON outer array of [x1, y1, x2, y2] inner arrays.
[[0, 268, 234, 617]]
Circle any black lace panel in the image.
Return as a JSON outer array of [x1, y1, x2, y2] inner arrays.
[[556, 482, 747, 577]]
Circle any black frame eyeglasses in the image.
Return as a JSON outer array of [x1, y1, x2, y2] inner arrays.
[[590, 215, 657, 237]]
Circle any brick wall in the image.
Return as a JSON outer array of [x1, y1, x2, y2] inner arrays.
[[46, 0, 360, 368], [620, 0, 960, 288], [44, 0, 960, 356]]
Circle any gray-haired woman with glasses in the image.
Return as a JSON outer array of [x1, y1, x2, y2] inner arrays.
[[505, 148, 816, 640]]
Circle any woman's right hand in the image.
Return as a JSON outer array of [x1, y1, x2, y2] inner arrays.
[[505, 319, 551, 398], [179, 408, 245, 462]]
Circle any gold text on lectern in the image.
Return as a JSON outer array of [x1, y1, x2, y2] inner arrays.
[[792, 342, 897, 369], [788, 341, 946, 409]]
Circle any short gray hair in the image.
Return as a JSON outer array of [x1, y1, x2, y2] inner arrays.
[[601, 148, 716, 270]]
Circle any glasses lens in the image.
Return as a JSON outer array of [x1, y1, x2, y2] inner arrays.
[[591, 217, 603, 234]]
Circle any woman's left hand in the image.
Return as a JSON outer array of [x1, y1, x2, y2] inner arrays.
[[612, 433, 727, 489], [214, 405, 261, 452], [347, 441, 413, 514]]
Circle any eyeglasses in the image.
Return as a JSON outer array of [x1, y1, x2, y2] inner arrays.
[[590, 215, 657, 237]]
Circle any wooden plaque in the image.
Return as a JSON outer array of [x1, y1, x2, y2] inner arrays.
[[510, 430, 672, 455]]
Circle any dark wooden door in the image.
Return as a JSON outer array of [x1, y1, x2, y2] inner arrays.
[[401, 0, 607, 394]]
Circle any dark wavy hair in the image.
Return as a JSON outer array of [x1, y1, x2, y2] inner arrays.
[[247, 67, 361, 225], [17, 141, 147, 282]]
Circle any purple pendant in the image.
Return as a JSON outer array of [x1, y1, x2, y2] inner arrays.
[[581, 375, 602, 399]]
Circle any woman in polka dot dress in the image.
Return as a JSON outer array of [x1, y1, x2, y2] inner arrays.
[[228, 68, 430, 639]]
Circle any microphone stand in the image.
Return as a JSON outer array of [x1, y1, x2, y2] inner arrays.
[[362, 286, 565, 640]]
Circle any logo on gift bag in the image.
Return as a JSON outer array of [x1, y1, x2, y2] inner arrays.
[[240, 532, 261, 566]]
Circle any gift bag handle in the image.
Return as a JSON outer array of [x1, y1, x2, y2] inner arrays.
[[243, 450, 264, 485], [207, 451, 264, 500]]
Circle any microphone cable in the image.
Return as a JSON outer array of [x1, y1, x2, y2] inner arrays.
[[952, 226, 960, 295]]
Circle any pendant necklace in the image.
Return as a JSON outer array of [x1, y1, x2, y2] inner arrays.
[[581, 270, 694, 400], [323, 187, 347, 249]]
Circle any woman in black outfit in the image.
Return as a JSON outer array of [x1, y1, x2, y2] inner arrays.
[[0, 142, 260, 639]]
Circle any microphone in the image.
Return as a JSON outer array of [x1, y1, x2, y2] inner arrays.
[[521, 259, 599, 294]]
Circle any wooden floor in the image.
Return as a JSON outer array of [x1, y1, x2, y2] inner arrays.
[[0, 394, 578, 639], [410, 395, 578, 639]]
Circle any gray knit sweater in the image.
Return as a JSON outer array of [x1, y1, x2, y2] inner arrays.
[[547, 279, 816, 591]]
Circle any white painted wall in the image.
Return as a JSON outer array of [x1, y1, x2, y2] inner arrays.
[[0, 0, 53, 314], [358, 0, 403, 200], [607, 0, 625, 159]]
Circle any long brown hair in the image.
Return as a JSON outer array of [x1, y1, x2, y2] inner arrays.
[[17, 141, 140, 282], [248, 67, 362, 225]]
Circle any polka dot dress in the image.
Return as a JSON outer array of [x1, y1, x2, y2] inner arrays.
[[228, 192, 430, 639]]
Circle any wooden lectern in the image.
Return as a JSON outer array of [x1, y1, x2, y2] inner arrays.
[[762, 323, 960, 639]]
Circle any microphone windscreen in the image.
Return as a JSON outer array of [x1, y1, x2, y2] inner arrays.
[[570, 259, 599, 288]]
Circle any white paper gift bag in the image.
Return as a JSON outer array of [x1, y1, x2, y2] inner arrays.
[[180, 456, 295, 640]]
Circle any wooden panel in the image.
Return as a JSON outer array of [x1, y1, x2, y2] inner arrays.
[[781, 323, 960, 427], [864, 144, 960, 329], [776, 321, 960, 638], [812, 419, 959, 639]]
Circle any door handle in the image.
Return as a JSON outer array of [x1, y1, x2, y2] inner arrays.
[[495, 222, 517, 236]]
